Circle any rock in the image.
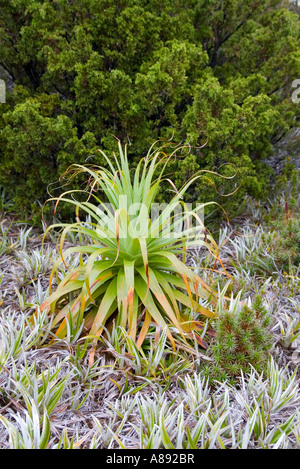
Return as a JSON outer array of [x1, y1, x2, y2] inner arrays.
[[264, 127, 300, 174]]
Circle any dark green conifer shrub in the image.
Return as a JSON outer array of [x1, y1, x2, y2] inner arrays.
[[0, 1, 299, 222], [205, 296, 273, 385]]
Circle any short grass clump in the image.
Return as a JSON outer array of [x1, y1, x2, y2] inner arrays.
[[206, 296, 273, 385], [268, 217, 300, 272], [263, 170, 300, 272], [35, 141, 222, 363]]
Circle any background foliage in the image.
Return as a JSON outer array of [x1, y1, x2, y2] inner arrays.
[[0, 0, 299, 222]]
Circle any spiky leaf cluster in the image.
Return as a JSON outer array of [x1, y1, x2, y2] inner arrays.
[[33, 141, 221, 364]]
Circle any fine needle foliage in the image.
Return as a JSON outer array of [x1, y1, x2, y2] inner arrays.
[[206, 295, 273, 385], [33, 141, 223, 364]]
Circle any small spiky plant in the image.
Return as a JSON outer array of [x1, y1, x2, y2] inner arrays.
[[34, 141, 223, 363], [206, 295, 273, 385]]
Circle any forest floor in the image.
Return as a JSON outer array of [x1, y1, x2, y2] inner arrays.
[[0, 189, 300, 449]]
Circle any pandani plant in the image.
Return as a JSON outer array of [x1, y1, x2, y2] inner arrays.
[[33, 141, 229, 365]]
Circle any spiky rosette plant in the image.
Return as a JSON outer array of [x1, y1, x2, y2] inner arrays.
[[36, 141, 223, 363]]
